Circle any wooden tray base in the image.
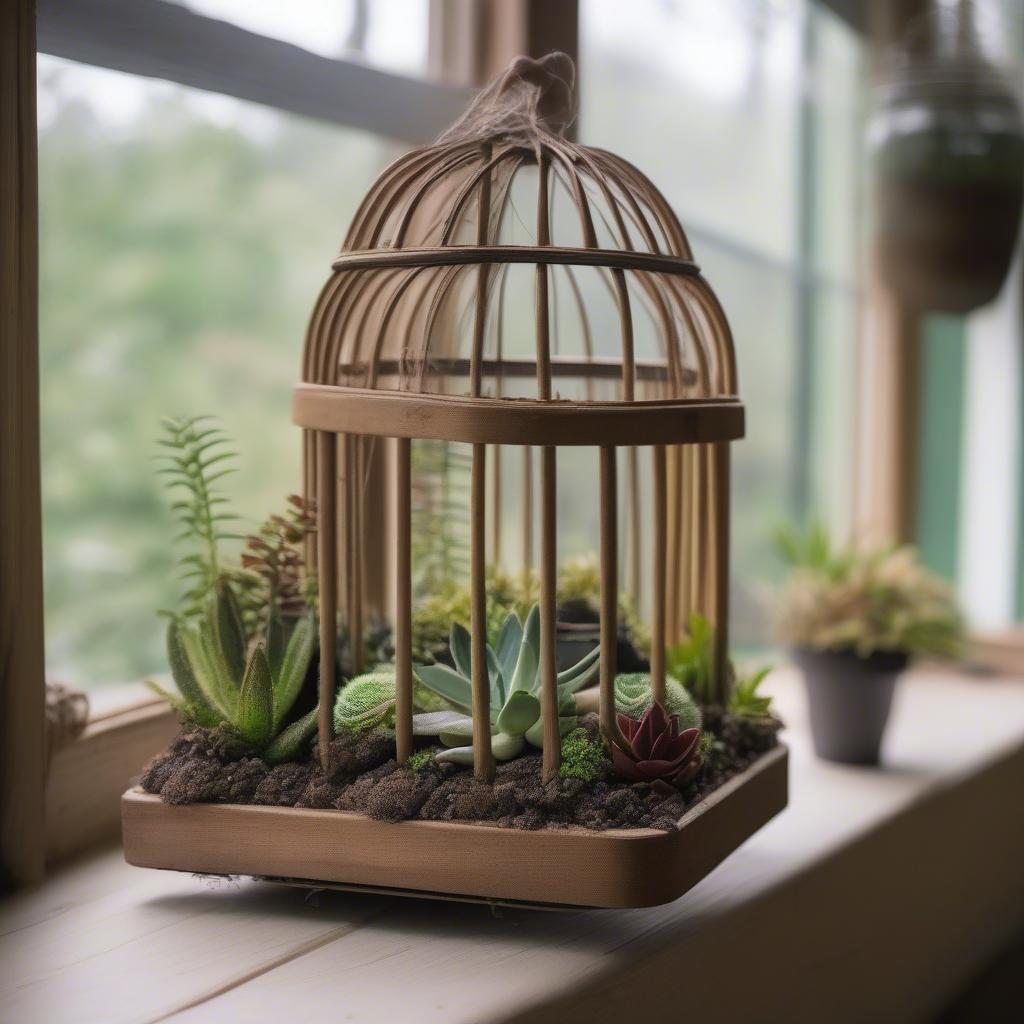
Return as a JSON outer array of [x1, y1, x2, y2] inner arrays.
[[122, 745, 787, 909]]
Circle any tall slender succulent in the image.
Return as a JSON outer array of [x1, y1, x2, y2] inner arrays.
[[412, 605, 600, 764], [147, 576, 319, 764], [156, 416, 241, 617]]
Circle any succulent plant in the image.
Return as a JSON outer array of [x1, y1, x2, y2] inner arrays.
[[333, 671, 399, 735], [613, 672, 702, 729], [611, 702, 702, 790], [665, 612, 717, 705], [412, 604, 600, 765], [728, 666, 774, 719], [775, 523, 964, 659], [147, 576, 318, 764]]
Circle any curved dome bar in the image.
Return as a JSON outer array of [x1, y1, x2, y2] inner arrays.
[[296, 53, 742, 783]]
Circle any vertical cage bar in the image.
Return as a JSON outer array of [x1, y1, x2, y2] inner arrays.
[[470, 442, 494, 781], [627, 446, 641, 604], [522, 446, 534, 571], [599, 445, 627, 749], [394, 437, 413, 764], [678, 443, 693, 630], [535, 150, 559, 779], [350, 435, 365, 674], [651, 444, 668, 703], [711, 442, 731, 702], [666, 443, 683, 644], [316, 430, 338, 771], [540, 446, 559, 780], [491, 444, 502, 567]]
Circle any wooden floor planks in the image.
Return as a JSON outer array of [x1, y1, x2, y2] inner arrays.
[[2, 668, 1023, 1024]]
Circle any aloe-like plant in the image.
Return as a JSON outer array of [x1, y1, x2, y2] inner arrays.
[[728, 666, 774, 719], [147, 576, 319, 764], [412, 604, 600, 764]]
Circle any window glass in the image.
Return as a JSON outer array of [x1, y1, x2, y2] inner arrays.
[[581, 0, 866, 649], [38, 55, 401, 688], [178, 0, 431, 75], [580, 0, 802, 263]]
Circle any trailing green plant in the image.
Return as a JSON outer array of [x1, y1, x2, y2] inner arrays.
[[775, 524, 964, 659], [613, 672, 702, 730], [558, 728, 611, 782], [156, 415, 241, 617], [411, 604, 600, 765], [665, 612, 717, 705], [728, 666, 773, 719], [333, 671, 399, 735], [146, 575, 318, 764]]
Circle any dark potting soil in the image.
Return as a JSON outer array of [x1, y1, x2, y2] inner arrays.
[[140, 711, 781, 832]]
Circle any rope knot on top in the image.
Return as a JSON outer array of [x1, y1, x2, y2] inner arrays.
[[437, 51, 576, 146]]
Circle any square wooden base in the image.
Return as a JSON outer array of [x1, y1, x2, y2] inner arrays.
[[122, 744, 787, 908]]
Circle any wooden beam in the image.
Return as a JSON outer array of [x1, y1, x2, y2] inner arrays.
[[430, 0, 579, 99], [37, 0, 472, 144], [0, 0, 46, 887]]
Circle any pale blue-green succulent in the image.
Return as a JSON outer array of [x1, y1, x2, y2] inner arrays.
[[412, 604, 600, 765]]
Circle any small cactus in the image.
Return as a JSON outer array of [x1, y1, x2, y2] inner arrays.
[[614, 672, 702, 730], [333, 671, 397, 735]]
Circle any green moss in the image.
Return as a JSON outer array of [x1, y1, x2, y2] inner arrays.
[[406, 747, 440, 773], [559, 728, 611, 783]]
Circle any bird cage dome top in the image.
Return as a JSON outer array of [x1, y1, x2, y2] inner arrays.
[[296, 53, 743, 448]]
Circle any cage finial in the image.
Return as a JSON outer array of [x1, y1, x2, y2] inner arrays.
[[437, 52, 576, 147]]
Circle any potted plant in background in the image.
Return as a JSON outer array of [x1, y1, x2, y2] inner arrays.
[[775, 525, 964, 765]]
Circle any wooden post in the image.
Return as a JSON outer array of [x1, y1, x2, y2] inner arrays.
[[316, 431, 338, 771], [470, 443, 494, 781], [394, 437, 413, 764], [1, 0, 46, 885], [651, 444, 667, 703]]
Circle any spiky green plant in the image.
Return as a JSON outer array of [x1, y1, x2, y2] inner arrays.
[[728, 666, 774, 719], [411, 604, 600, 765], [333, 671, 399, 735], [613, 672, 702, 730], [156, 416, 241, 617], [146, 576, 318, 764], [665, 612, 717, 705]]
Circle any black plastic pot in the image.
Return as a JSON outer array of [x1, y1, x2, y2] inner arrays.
[[791, 647, 910, 766]]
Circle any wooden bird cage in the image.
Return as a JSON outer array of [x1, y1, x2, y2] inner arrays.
[[123, 55, 787, 908]]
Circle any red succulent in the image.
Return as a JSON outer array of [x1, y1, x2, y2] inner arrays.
[[612, 701, 702, 790]]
